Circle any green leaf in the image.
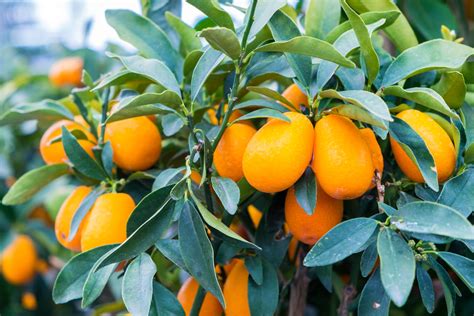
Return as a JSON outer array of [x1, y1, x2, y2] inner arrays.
[[187, 0, 234, 31], [358, 269, 391, 316], [107, 91, 182, 123], [393, 201, 474, 239], [2, 163, 69, 205], [312, 265, 333, 292], [360, 241, 378, 277], [211, 177, 240, 215], [248, 0, 286, 40], [346, 0, 418, 52], [165, 12, 202, 57], [150, 282, 185, 316], [248, 259, 279, 316], [389, 117, 438, 191], [99, 199, 175, 267], [178, 201, 224, 307], [294, 167, 317, 215], [427, 257, 458, 316], [431, 71, 467, 110], [377, 228, 415, 307], [68, 188, 104, 242], [234, 99, 289, 113], [268, 10, 312, 87], [122, 253, 157, 316], [246, 86, 298, 111], [82, 262, 117, 308], [52, 245, 117, 304], [199, 27, 241, 60], [161, 113, 184, 137], [320, 89, 392, 121], [62, 127, 107, 181], [101, 142, 114, 178], [438, 252, 474, 292], [93, 70, 152, 91], [191, 191, 259, 250], [105, 9, 182, 80], [383, 86, 458, 119], [416, 264, 435, 313], [107, 53, 181, 96], [245, 256, 263, 285], [340, 0, 379, 84], [155, 239, 187, 271], [305, 0, 340, 39], [330, 103, 388, 129], [304, 218, 378, 266], [382, 39, 474, 87], [231, 108, 291, 124], [255, 36, 355, 68], [191, 47, 225, 102], [152, 169, 185, 191], [437, 167, 474, 217], [0, 100, 73, 126]]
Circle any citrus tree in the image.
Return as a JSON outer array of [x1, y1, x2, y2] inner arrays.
[[1, 0, 474, 315]]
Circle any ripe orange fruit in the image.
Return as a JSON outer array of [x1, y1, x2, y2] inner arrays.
[[81, 192, 135, 252], [21, 292, 37, 310], [28, 206, 54, 227], [104, 116, 162, 171], [40, 117, 97, 165], [177, 277, 223, 316], [55, 186, 92, 251], [214, 123, 257, 182], [285, 184, 343, 245], [1, 235, 37, 285], [247, 205, 263, 228], [243, 112, 314, 193], [360, 128, 384, 189], [282, 83, 308, 110], [223, 260, 250, 316], [312, 115, 374, 199], [49, 57, 84, 87], [390, 109, 456, 183], [207, 104, 243, 125]]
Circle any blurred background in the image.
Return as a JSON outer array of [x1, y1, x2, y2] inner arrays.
[[0, 0, 472, 315]]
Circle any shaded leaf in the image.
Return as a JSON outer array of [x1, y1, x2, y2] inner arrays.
[[150, 282, 185, 316], [360, 241, 378, 277], [162, 113, 185, 136], [199, 27, 241, 60], [165, 12, 202, 56], [211, 177, 240, 215], [358, 269, 391, 316], [438, 252, 474, 292], [187, 0, 234, 31], [232, 108, 291, 124], [305, 0, 340, 39], [191, 48, 225, 102], [248, 259, 279, 316], [82, 262, 117, 307], [294, 167, 317, 215], [437, 167, 474, 217], [431, 71, 467, 109], [416, 264, 435, 313]]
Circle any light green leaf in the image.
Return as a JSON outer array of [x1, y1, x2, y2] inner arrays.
[[199, 27, 241, 60], [2, 164, 69, 205], [393, 201, 474, 240], [382, 39, 474, 87], [0, 100, 73, 126], [187, 0, 234, 31], [255, 36, 355, 68], [92, 70, 152, 91], [234, 99, 289, 113], [231, 108, 291, 124], [377, 228, 416, 307], [165, 12, 202, 56], [431, 71, 467, 110], [246, 86, 298, 111], [383, 86, 458, 118], [211, 177, 240, 215], [305, 0, 340, 39], [248, 0, 286, 40], [329, 103, 388, 129], [161, 113, 184, 136], [191, 47, 225, 102], [437, 167, 474, 217]]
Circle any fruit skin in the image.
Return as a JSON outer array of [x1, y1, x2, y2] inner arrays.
[[390, 109, 456, 183], [55, 186, 92, 251], [285, 184, 343, 245], [223, 260, 250, 316], [243, 112, 314, 193], [81, 193, 135, 252], [22, 292, 37, 310], [282, 83, 308, 110], [177, 277, 223, 316], [104, 116, 162, 171], [208, 104, 243, 125], [247, 205, 262, 228], [40, 117, 96, 165], [312, 115, 374, 199], [214, 123, 257, 182], [1, 235, 38, 285], [49, 57, 83, 87], [360, 128, 384, 189]]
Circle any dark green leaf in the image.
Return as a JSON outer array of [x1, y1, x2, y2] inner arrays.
[[199, 27, 241, 60], [179, 201, 224, 306], [245, 256, 263, 285], [234, 99, 289, 113], [187, 0, 234, 31], [152, 169, 185, 191], [82, 262, 117, 307], [437, 167, 474, 217], [0, 100, 73, 126], [360, 241, 378, 277], [248, 259, 279, 316], [305, 0, 340, 39], [122, 253, 157, 316], [2, 163, 69, 205], [431, 71, 467, 109], [416, 264, 435, 313], [377, 228, 415, 306], [358, 269, 391, 316], [68, 188, 104, 242], [211, 177, 240, 215], [161, 113, 185, 136], [294, 167, 317, 215], [191, 48, 225, 102], [389, 117, 438, 191], [246, 86, 298, 110], [312, 265, 333, 292], [155, 239, 187, 271], [304, 218, 378, 266], [231, 108, 291, 124], [438, 252, 474, 292], [393, 201, 474, 239], [150, 282, 185, 316], [101, 141, 114, 178], [428, 257, 458, 315], [382, 40, 474, 87]]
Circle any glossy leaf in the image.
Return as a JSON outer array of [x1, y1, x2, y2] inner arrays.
[[248, 259, 279, 316], [199, 27, 241, 60], [431, 71, 467, 109], [150, 282, 185, 316], [304, 218, 378, 266], [155, 239, 187, 271], [248, 0, 286, 40], [165, 12, 202, 56], [211, 177, 240, 215], [191, 47, 225, 102], [122, 253, 157, 316], [231, 108, 291, 124], [382, 39, 474, 87], [393, 201, 474, 239], [178, 201, 224, 306], [377, 228, 415, 306], [438, 252, 474, 292], [358, 269, 391, 316], [162, 113, 185, 136], [360, 241, 378, 277], [416, 264, 435, 313], [2, 163, 69, 205], [82, 262, 117, 307], [436, 167, 474, 217], [305, 0, 340, 39], [187, 0, 234, 31], [246, 86, 297, 110], [330, 103, 387, 129], [389, 117, 438, 191], [255, 36, 355, 68], [294, 167, 317, 215], [0, 100, 73, 126]]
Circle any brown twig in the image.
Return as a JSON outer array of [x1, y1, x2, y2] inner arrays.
[[337, 284, 357, 316], [374, 170, 385, 205], [288, 252, 310, 316]]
